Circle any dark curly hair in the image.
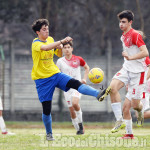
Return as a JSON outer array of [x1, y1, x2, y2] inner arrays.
[[117, 10, 134, 22], [32, 19, 49, 34]]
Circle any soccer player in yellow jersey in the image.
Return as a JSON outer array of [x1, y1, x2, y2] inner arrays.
[[31, 19, 111, 141]]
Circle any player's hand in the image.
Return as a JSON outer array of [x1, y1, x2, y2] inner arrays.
[[56, 44, 63, 49], [81, 79, 87, 84], [61, 36, 73, 43], [122, 51, 131, 60]]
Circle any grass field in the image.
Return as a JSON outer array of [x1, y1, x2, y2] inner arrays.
[[0, 121, 150, 150]]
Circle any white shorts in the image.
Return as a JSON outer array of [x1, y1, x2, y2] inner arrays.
[[64, 89, 81, 107], [126, 92, 149, 111], [0, 96, 3, 110], [113, 68, 146, 100]]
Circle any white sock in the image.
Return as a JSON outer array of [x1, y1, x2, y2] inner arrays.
[[111, 102, 123, 121], [0, 116, 7, 132], [75, 108, 83, 123], [71, 118, 79, 131], [124, 119, 133, 134]]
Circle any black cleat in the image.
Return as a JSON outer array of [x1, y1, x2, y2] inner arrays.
[[97, 86, 111, 102], [76, 123, 84, 135], [46, 133, 55, 141]]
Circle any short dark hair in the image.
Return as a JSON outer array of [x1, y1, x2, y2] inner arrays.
[[32, 19, 49, 34], [63, 41, 73, 47], [117, 10, 134, 22]]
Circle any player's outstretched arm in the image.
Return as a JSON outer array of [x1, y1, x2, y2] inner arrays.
[[41, 36, 73, 51]]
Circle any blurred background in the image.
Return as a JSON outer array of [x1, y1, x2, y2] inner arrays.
[[0, 0, 150, 122]]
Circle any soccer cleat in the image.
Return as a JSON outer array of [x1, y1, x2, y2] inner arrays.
[[136, 111, 144, 127], [2, 131, 16, 135], [97, 86, 111, 102], [46, 133, 55, 141], [120, 134, 134, 139], [76, 123, 84, 135], [111, 120, 126, 133]]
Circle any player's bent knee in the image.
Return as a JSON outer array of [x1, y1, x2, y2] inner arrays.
[[72, 103, 78, 108], [132, 100, 141, 110], [123, 106, 130, 115], [132, 104, 140, 110], [132, 106, 138, 110], [42, 101, 52, 115], [69, 106, 74, 110], [66, 78, 82, 90], [110, 87, 118, 95]]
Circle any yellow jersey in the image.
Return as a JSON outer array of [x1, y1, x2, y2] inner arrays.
[[31, 36, 60, 80]]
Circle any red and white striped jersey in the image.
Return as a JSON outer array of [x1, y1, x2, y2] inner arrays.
[[56, 55, 86, 80], [121, 28, 148, 73]]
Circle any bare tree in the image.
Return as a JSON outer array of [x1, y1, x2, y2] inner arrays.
[[136, 0, 144, 32]]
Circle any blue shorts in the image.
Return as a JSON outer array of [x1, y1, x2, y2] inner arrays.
[[34, 73, 72, 102]]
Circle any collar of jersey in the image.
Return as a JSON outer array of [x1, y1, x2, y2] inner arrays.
[[65, 55, 74, 61], [33, 38, 47, 43], [122, 28, 133, 37]]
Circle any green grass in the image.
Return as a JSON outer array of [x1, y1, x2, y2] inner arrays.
[[0, 122, 150, 150]]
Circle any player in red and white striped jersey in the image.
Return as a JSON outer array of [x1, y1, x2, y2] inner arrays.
[[100, 10, 149, 135], [122, 64, 150, 139], [56, 41, 89, 135]]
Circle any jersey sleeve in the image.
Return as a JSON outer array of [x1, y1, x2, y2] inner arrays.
[[132, 32, 145, 48], [32, 42, 43, 52], [77, 56, 86, 66], [145, 56, 150, 66], [54, 49, 59, 55]]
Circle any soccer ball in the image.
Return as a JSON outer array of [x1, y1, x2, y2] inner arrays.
[[88, 68, 104, 84]]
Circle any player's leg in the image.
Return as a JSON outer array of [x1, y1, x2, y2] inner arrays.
[[132, 99, 143, 126], [131, 96, 143, 127], [69, 106, 80, 132], [66, 78, 111, 100], [144, 110, 150, 118], [0, 97, 15, 135], [42, 101, 54, 141], [110, 79, 126, 133], [121, 97, 134, 139], [141, 76, 150, 118], [0, 110, 7, 134], [64, 91, 79, 132], [72, 96, 84, 135], [34, 76, 58, 141], [140, 92, 150, 119], [0, 97, 6, 134], [130, 71, 146, 126], [97, 68, 128, 102], [57, 72, 111, 101], [110, 79, 124, 120], [135, 110, 150, 119]]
